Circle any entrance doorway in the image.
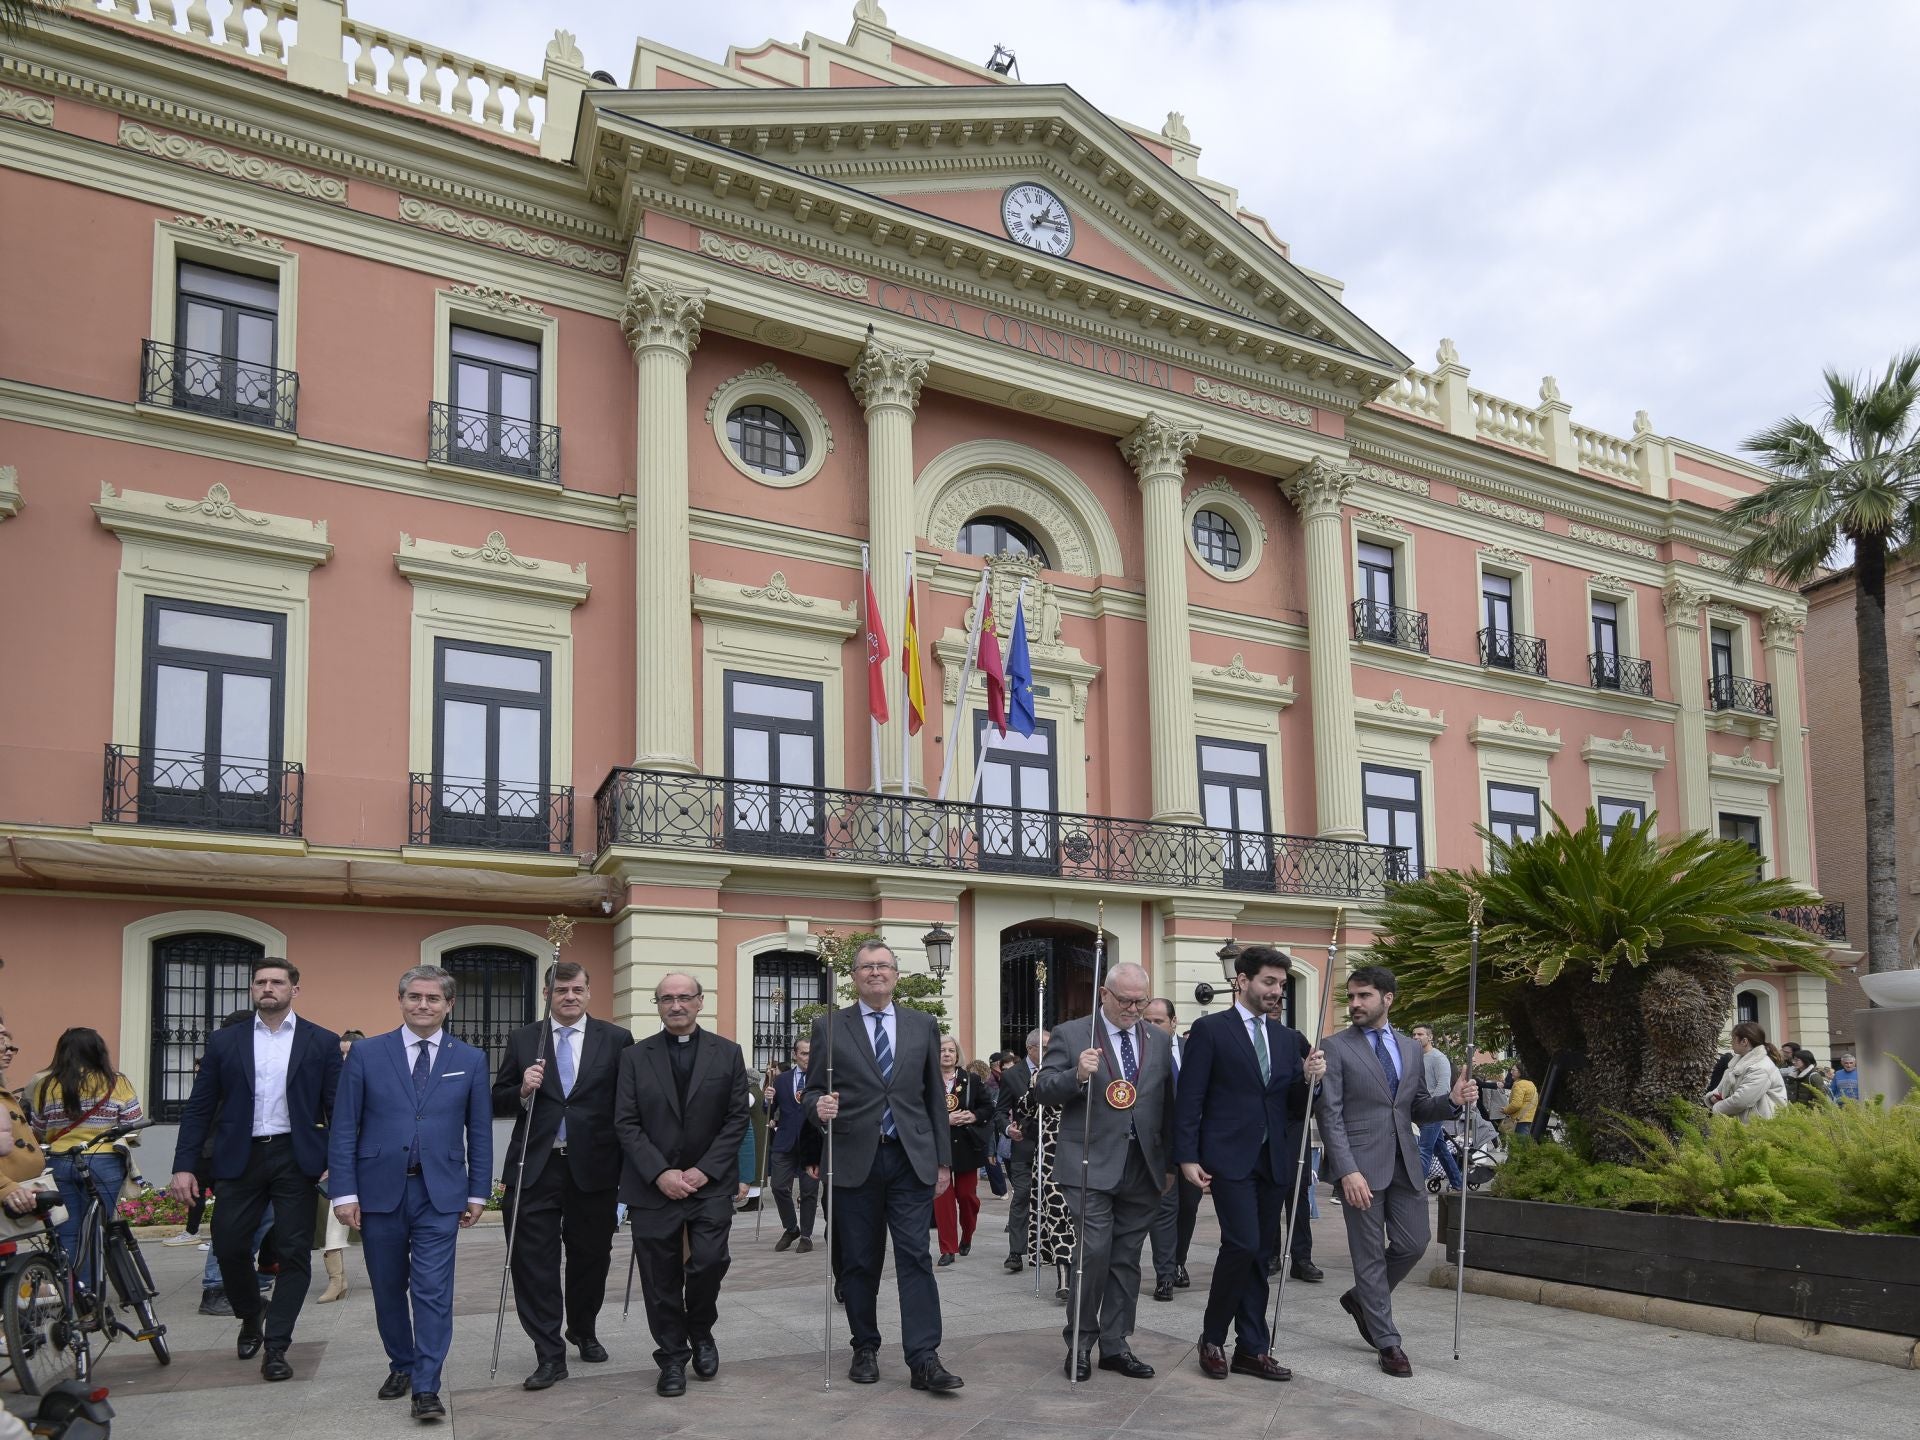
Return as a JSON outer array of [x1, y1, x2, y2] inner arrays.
[[997, 920, 1109, 1058]]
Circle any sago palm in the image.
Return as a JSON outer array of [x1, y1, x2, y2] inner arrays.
[[1371, 809, 1833, 1162], [1723, 348, 1920, 974]]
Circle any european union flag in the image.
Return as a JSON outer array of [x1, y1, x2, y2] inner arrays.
[[1007, 596, 1036, 737]]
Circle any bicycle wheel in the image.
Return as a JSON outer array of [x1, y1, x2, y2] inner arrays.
[[2, 1252, 83, 1396], [106, 1226, 170, 1366]]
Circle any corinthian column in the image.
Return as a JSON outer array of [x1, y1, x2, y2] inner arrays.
[[1662, 579, 1712, 831], [1763, 606, 1812, 882], [1282, 459, 1364, 841], [622, 272, 706, 772], [1120, 414, 1202, 824], [848, 334, 931, 792]]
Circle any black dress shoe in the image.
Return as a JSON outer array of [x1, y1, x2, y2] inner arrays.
[[1266, 1253, 1281, 1277], [796, 1236, 813, 1253], [1003, 1255, 1024, 1274], [656, 1362, 687, 1397], [573, 1337, 608, 1363], [378, 1371, 412, 1401], [1098, 1351, 1154, 1379], [775, 1229, 799, 1252], [410, 1392, 446, 1422], [691, 1337, 718, 1380], [1290, 1260, 1325, 1283], [936, 1252, 956, 1267], [1229, 1351, 1292, 1382], [237, 1316, 264, 1360], [1172, 1264, 1190, 1289], [1379, 1345, 1413, 1378], [909, 1357, 963, 1392], [958, 1241, 970, 1256], [833, 1278, 845, 1305], [1153, 1278, 1173, 1302], [1339, 1289, 1376, 1348], [261, 1347, 293, 1382], [848, 1347, 879, 1384], [1054, 1283, 1070, 1303], [1064, 1350, 1090, 1382], [523, 1361, 568, 1391]]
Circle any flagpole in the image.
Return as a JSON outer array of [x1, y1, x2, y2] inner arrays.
[[901, 548, 915, 797], [862, 543, 882, 794], [934, 571, 990, 802]]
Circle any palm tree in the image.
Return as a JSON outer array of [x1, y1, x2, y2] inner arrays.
[[2, 1, 55, 42], [1724, 349, 1920, 974], [1370, 809, 1833, 1163]]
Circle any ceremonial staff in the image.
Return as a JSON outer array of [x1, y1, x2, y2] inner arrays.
[[1030, 962, 1047, 1298], [821, 972, 837, 1390], [489, 914, 572, 1379], [1453, 888, 1483, 1361], [1271, 907, 1343, 1335], [1066, 901, 1106, 1386]]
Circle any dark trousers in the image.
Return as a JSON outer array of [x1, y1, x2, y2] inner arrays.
[[1064, 1143, 1159, 1358], [835, 1141, 941, 1367], [361, 1174, 459, 1394], [212, 1136, 317, 1348], [1274, 1169, 1314, 1265], [502, 1160, 617, 1363], [1203, 1146, 1281, 1355], [1006, 1154, 1035, 1258], [630, 1202, 731, 1368], [1149, 1171, 1203, 1281], [768, 1147, 818, 1237]]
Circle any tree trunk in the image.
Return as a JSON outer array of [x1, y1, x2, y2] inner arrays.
[[1853, 536, 1903, 974]]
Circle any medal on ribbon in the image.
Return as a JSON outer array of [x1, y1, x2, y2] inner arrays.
[[1105, 1077, 1137, 1110], [946, 1090, 960, 1113]]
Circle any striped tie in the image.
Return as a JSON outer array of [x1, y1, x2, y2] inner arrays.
[[872, 1013, 896, 1138]]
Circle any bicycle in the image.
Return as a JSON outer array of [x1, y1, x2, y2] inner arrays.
[[2, 1122, 169, 1395]]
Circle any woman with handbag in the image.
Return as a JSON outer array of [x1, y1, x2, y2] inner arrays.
[[933, 1036, 991, 1267], [26, 1027, 144, 1285], [0, 1018, 56, 1227]]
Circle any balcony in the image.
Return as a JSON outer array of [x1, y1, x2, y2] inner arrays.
[[595, 768, 1411, 900], [410, 774, 574, 854], [103, 744, 303, 837], [429, 402, 561, 483], [140, 340, 298, 432], [1709, 674, 1774, 717], [1351, 599, 1429, 654], [1771, 902, 1847, 941], [1589, 651, 1654, 698], [1479, 628, 1547, 677]]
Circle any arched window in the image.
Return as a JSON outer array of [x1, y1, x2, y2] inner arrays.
[[442, 945, 536, 1077], [1190, 507, 1244, 570], [149, 931, 266, 1121], [726, 403, 807, 477], [751, 950, 833, 1073], [1736, 991, 1760, 1026], [957, 514, 1050, 566]]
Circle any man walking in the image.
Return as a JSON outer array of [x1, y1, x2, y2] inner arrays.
[[1142, 998, 1200, 1302], [169, 960, 341, 1382], [995, 1027, 1045, 1274], [491, 960, 633, 1391], [806, 940, 963, 1393], [764, 1039, 818, 1252], [1173, 945, 1323, 1383], [329, 966, 492, 1422], [1410, 1025, 1463, 1192], [1318, 966, 1474, 1378], [614, 973, 749, 1397], [1036, 962, 1173, 1382]]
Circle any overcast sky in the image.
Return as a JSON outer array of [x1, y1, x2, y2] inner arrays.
[[342, 0, 1920, 460]]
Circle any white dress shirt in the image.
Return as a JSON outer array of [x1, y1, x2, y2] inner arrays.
[[858, 1002, 897, 1062], [251, 1011, 297, 1137]]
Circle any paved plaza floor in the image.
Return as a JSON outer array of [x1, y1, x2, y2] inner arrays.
[[80, 1185, 1915, 1439]]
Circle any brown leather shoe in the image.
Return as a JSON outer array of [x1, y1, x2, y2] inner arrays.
[[1379, 1345, 1413, 1378], [1197, 1342, 1230, 1379], [1339, 1289, 1376, 1348], [1229, 1351, 1292, 1382]]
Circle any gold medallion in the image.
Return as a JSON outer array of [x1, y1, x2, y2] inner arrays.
[[946, 1091, 960, 1112], [1105, 1078, 1137, 1110]]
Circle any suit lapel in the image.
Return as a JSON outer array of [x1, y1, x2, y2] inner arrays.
[[1223, 1008, 1260, 1082], [844, 1006, 884, 1086], [237, 1019, 258, 1101], [647, 1036, 681, 1117], [574, 1019, 597, 1092], [685, 1027, 720, 1101], [386, 1029, 415, 1099]]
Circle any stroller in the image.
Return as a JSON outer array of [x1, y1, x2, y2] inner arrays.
[[1426, 1112, 1502, 1193]]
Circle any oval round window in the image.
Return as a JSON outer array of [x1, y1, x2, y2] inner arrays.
[[726, 403, 807, 477], [1191, 507, 1243, 570]]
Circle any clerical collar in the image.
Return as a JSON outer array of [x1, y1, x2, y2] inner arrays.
[[674, 1032, 692, 1044]]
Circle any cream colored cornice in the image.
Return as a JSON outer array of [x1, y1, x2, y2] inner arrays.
[[1355, 690, 1447, 737], [1192, 656, 1296, 708], [691, 574, 859, 638], [0, 464, 20, 522], [1351, 643, 1680, 724], [1580, 732, 1668, 772], [1468, 712, 1563, 756], [93, 481, 331, 567], [394, 531, 590, 606], [1709, 747, 1782, 785]]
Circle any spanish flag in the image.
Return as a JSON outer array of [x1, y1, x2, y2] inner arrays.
[[902, 575, 927, 735]]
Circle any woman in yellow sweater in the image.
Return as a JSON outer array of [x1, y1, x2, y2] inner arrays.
[[26, 1027, 144, 1284]]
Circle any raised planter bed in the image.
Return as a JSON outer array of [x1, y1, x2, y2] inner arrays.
[[1440, 1193, 1920, 1337]]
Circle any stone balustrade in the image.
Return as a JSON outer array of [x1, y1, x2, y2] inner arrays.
[[1471, 386, 1547, 454]]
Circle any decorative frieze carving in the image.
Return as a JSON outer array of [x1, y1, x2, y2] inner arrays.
[[0, 84, 54, 126], [1696, 552, 1732, 572], [1569, 523, 1658, 559], [847, 334, 930, 413], [927, 473, 1091, 576], [1356, 511, 1408, 534], [446, 283, 547, 317], [1457, 492, 1545, 530], [1190, 477, 1267, 539], [1281, 457, 1357, 518], [1581, 730, 1667, 770], [398, 197, 621, 275], [964, 554, 1065, 656], [1480, 545, 1526, 566], [1211, 653, 1257, 681], [96, 482, 331, 567], [450, 531, 540, 570], [621, 274, 707, 356], [170, 215, 285, 251], [1663, 580, 1711, 628], [698, 231, 869, 298], [121, 122, 347, 203], [1589, 573, 1633, 592], [163, 483, 269, 527], [397, 532, 588, 604], [1353, 462, 1431, 498], [1190, 377, 1313, 428], [740, 572, 815, 607], [1469, 711, 1562, 753], [1119, 414, 1199, 480]]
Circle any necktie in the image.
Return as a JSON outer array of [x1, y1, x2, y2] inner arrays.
[[408, 1038, 430, 1170], [1117, 1026, 1138, 1140], [871, 1013, 896, 1138], [1371, 1028, 1400, 1099], [554, 1027, 575, 1145], [1251, 1016, 1271, 1085]]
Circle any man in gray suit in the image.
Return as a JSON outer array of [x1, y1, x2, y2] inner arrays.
[[806, 939, 963, 1393], [1036, 962, 1175, 1381], [1317, 965, 1474, 1378]]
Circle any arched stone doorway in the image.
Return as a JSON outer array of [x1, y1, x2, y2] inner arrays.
[[998, 920, 1112, 1058]]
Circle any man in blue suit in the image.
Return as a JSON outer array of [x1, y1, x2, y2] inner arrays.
[[1173, 945, 1324, 1383], [763, 1038, 817, 1252], [168, 958, 341, 1381], [329, 965, 493, 1423]]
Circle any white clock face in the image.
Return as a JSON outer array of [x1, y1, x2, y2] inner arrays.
[[1002, 183, 1074, 256]]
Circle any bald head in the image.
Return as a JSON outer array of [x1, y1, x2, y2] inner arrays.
[[1099, 962, 1151, 1027], [654, 972, 704, 1034]]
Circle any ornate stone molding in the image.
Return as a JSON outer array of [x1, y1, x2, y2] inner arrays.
[[1183, 477, 1268, 581], [740, 572, 815, 607], [1589, 572, 1633, 593], [164, 483, 269, 527], [1190, 377, 1313, 429], [95, 482, 330, 567], [964, 554, 1066, 657], [1569, 522, 1658, 560], [848, 334, 931, 414], [1355, 689, 1446, 737], [1188, 478, 1267, 540], [445, 283, 547, 317], [1663, 580, 1711, 629], [1480, 544, 1526, 567], [621, 274, 708, 357], [1762, 606, 1807, 649], [449, 531, 540, 570], [169, 215, 285, 251], [120, 121, 347, 203], [1356, 510, 1408, 534], [398, 197, 621, 275], [1281, 458, 1357, 518], [1457, 492, 1545, 530], [1119, 414, 1199, 481], [0, 465, 21, 522], [920, 441, 1119, 578], [0, 84, 53, 127], [705, 363, 836, 488], [396, 532, 589, 605], [1192, 654, 1296, 708], [1580, 730, 1667, 771], [1707, 602, 1745, 625], [1696, 552, 1733, 573], [547, 29, 585, 66], [1709, 746, 1781, 784], [1468, 711, 1563, 755], [1354, 462, 1431, 499], [692, 575, 855, 638], [698, 231, 869, 298]]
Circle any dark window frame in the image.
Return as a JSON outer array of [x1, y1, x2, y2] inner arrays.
[[441, 945, 537, 1080], [1190, 507, 1244, 570], [1197, 736, 1274, 888], [1597, 796, 1647, 846], [1591, 598, 1620, 661], [957, 514, 1050, 567], [1361, 763, 1424, 878], [446, 323, 543, 471], [1719, 812, 1764, 878], [1357, 540, 1397, 610], [1710, 625, 1737, 681], [1487, 782, 1542, 848], [430, 637, 553, 848], [974, 712, 1059, 875], [148, 930, 266, 1123], [723, 671, 826, 854], [725, 402, 808, 477], [750, 950, 834, 1073], [173, 261, 280, 422]]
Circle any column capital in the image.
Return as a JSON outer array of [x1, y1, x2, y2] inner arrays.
[[848, 333, 931, 414], [1119, 413, 1198, 482], [621, 273, 707, 357], [1762, 605, 1807, 649], [1662, 579, 1711, 630], [1281, 457, 1357, 519]]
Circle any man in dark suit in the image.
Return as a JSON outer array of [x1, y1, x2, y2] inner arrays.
[[168, 959, 341, 1382], [1173, 945, 1324, 1383], [1318, 964, 1473, 1379], [806, 939, 962, 1393], [1142, 997, 1201, 1300], [994, 1027, 1045, 1274], [329, 965, 493, 1423], [1036, 962, 1174, 1381], [613, 972, 749, 1398], [492, 959, 633, 1390], [763, 1038, 817, 1252]]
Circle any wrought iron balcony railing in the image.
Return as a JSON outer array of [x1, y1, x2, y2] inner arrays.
[[1771, 902, 1847, 941], [102, 743, 303, 837], [1351, 599, 1429, 654], [1709, 673, 1774, 717], [409, 773, 574, 853], [140, 340, 298, 432], [1589, 651, 1654, 697], [595, 768, 1411, 900], [428, 402, 561, 483], [1479, 628, 1547, 677]]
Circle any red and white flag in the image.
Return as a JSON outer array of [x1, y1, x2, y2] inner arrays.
[[977, 583, 1007, 737]]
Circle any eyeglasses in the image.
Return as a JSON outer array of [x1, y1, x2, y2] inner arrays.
[[1102, 990, 1149, 1010], [655, 993, 700, 1006], [853, 963, 898, 975], [0, 1044, 18, 1055]]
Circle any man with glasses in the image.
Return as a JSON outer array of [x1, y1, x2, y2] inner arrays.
[[1035, 961, 1174, 1382], [613, 973, 748, 1398], [806, 940, 963, 1393]]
